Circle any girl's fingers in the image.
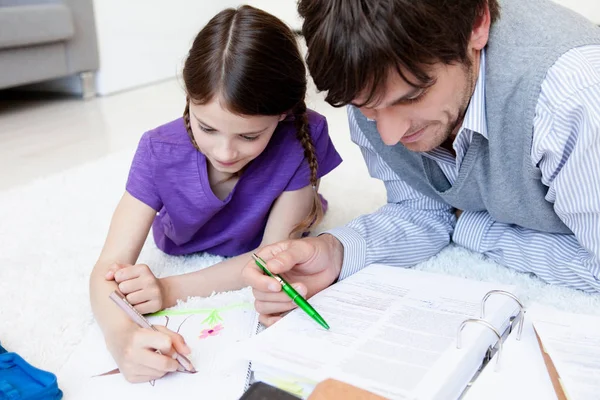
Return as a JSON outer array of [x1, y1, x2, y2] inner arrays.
[[125, 289, 151, 305], [155, 326, 191, 355], [118, 277, 145, 295], [105, 263, 129, 280]]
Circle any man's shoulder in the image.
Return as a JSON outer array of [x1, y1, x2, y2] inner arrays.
[[541, 45, 600, 106]]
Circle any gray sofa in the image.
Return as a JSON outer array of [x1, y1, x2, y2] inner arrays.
[[0, 0, 99, 97]]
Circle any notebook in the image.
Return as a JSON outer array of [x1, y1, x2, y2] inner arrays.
[[465, 303, 600, 400], [59, 291, 259, 400], [240, 264, 524, 400], [531, 304, 600, 400]]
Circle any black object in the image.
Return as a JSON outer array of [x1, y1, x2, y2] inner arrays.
[[240, 382, 301, 400]]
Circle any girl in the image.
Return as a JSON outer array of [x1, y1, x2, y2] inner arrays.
[[89, 5, 342, 383]]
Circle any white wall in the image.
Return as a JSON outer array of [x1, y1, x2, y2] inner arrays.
[[91, 0, 598, 96], [553, 0, 600, 24], [92, 0, 241, 96], [247, 0, 302, 31], [247, 1, 600, 31]]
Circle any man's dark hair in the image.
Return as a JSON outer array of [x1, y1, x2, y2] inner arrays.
[[298, 0, 500, 107]]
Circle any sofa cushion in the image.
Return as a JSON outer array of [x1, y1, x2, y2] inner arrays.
[[0, 4, 74, 50]]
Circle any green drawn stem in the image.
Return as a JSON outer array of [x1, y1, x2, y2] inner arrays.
[[149, 302, 252, 317]]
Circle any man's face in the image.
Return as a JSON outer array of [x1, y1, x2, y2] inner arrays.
[[352, 61, 477, 152]]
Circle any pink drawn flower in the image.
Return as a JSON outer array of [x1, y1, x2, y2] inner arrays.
[[199, 324, 224, 339]]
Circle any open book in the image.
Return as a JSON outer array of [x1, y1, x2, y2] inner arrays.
[[59, 291, 259, 399], [241, 264, 523, 399]]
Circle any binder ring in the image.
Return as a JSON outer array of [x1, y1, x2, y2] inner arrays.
[[481, 290, 525, 340], [457, 318, 503, 370]]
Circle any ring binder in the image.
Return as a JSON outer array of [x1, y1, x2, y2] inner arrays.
[[481, 290, 525, 340], [457, 318, 503, 371]]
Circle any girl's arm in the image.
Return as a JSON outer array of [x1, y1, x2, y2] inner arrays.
[[90, 192, 188, 382], [160, 184, 316, 305], [90, 191, 156, 335]]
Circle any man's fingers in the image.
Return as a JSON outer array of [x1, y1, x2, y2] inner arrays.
[[252, 283, 307, 302], [243, 265, 282, 292], [259, 314, 282, 327], [251, 288, 289, 302], [254, 299, 297, 315], [264, 241, 313, 275]]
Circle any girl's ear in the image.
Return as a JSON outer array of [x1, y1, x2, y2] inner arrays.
[[279, 113, 288, 122]]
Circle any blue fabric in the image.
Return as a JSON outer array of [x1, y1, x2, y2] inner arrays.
[[0, 343, 62, 400]]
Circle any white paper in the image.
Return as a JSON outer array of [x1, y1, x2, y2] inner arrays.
[[530, 304, 600, 400], [60, 301, 258, 400], [242, 265, 518, 400]]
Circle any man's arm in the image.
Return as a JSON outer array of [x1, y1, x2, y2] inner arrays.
[[328, 107, 456, 280], [454, 46, 600, 293]]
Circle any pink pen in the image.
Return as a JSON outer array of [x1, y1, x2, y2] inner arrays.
[[109, 290, 196, 373]]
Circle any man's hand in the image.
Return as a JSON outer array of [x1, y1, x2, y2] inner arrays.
[[242, 234, 343, 326], [105, 263, 166, 314]]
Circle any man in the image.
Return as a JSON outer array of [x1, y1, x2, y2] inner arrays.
[[243, 0, 600, 326]]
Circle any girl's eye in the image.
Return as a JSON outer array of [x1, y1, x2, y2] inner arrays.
[[199, 125, 215, 133], [241, 135, 259, 141]]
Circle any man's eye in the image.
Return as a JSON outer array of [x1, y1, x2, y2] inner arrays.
[[403, 91, 426, 104]]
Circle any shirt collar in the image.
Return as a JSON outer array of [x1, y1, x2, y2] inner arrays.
[[460, 49, 488, 140]]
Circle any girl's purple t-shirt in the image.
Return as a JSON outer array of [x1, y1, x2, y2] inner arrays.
[[126, 109, 342, 257]]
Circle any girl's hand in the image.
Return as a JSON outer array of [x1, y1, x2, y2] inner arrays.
[[106, 323, 191, 383], [105, 263, 166, 314]]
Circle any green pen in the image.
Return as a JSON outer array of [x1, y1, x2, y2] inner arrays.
[[251, 253, 330, 330]]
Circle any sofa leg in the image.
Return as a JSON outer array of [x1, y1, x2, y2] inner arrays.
[[79, 71, 97, 99]]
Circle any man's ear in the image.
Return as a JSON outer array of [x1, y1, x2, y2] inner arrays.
[[470, 4, 492, 51]]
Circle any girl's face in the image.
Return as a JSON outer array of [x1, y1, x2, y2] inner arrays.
[[188, 97, 286, 174]]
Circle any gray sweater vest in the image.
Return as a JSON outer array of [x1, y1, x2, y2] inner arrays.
[[354, 0, 600, 234]]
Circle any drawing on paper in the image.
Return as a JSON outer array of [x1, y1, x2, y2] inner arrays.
[[92, 303, 251, 385]]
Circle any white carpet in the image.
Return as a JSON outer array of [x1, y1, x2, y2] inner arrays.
[[1, 146, 599, 395]]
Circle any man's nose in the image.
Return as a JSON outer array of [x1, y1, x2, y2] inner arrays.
[[376, 111, 411, 146]]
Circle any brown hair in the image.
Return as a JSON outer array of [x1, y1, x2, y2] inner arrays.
[[182, 5, 322, 237], [298, 0, 500, 107]]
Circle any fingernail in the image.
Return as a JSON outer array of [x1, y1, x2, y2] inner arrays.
[[105, 271, 112, 279], [183, 344, 191, 354], [115, 272, 120, 280], [268, 283, 279, 292], [172, 353, 178, 359], [293, 284, 306, 296]]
